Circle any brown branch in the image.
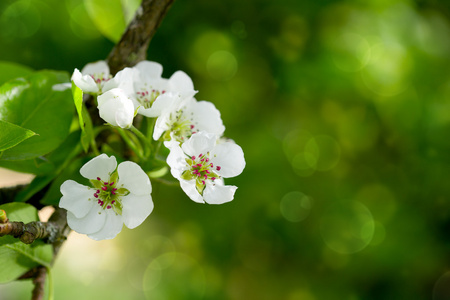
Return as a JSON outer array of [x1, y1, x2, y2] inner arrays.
[[31, 266, 46, 300], [0, 208, 69, 245], [107, 0, 175, 75]]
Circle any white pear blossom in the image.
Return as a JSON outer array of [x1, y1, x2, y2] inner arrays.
[[97, 88, 135, 128], [165, 132, 245, 204], [154, 97, 225, 143], [71, 60, 116, 94], [60, 154, 153, 240], [126, 61, 198, 117]]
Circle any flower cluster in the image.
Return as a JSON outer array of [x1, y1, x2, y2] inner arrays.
[[59, 60, 245, 240]]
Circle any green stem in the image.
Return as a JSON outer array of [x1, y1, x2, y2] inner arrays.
[[116, 127, 144, 160], [47, 267, 53, 300], [130, 125, 152, 157]]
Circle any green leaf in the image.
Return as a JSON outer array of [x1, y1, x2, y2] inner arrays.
[[0, 130, 82, 176], [0, 61, 33, 86], [84, 0, 141, 42], [72, 82, 93, 152], [0, 203, 53, 283], [0, 119, 36, 152], [13, 131, 83, 203], [0, 70, 74, 160], [40, 157, 88, 206]]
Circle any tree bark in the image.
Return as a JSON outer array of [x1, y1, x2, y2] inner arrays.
[[107, 0, 176, 75]]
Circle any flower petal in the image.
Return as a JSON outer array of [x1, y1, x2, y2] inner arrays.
[[165, 139, 186, 179], [210, 142, 245, 178], [169, 71, 196, 97], [66, 205, 106, 235], [142, 93, 181, 118], [117, 161, 152, 195], [180, 179, 204, 203], [97, 88, 135, 128], [59, 180, 95, 218], [181, 131, 217, 157], [71, 68, 98, 94], [87, 210, 124, 241], [135, 60, 163, 78], [81, 61, 109, 77], [102, 67, 134, 94], [122, 194, 154, 229], [80, 154, 117, 181], [187, 100, 225, 136], [203, 184, 237, 204]]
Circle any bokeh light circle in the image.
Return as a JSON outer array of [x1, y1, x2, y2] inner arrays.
[[143, 252, 205, 299], [320, 201, 375, 254], [305, 135, 341, 171], [207, 50, 238, 81], [280, 191, 313, 222]]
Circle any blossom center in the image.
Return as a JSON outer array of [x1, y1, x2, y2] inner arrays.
[[90, 175, 129, 215], [136, 85, 166, 109], [181, 153, 221, 194], [163, 109, 197, 142]]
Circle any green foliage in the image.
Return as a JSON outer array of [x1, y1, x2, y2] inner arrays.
[[0, 71, 74, 161], [0, 203, 53, 284], [84, 0, 141, 42], [0, 120, 36, 152], [71, 83, 94, 153], [0, 61, 33, 86]]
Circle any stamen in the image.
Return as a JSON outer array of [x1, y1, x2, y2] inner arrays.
[[107, 205, 112, 209], [101, 186, 107, 191], [97, 177, 101, 181], [110, 182, 114, 186], [216, 166, 221, 171]]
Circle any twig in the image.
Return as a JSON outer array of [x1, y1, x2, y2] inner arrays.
[[107, 0, 175, 75], [0, 208, 69, 245], [31, 267, 46, 300]]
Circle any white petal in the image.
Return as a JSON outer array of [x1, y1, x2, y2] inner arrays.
[[122, 194, 154, 229], [81, 61, 109, 77], [80, 154, 117, 181], [169, 71, 194, 93], [141, 93, 181, 118], [210, 142, 245, 178], [97, 88, 135, 128], [135, 61, 163, 78], [165, 139, 186, 178], [71, 69, 98, 94], [103, 67, 134, 94], [187, 101, 225, 136], [181, 131, 217, 157], [153, 114, 170, 140], [59, 180, 95, 218], [66, 205, 106, 234], [180, 179, 204, 203], [203, 184, 237, 204], [87, 210, 124, 240], [117, 161, 152, 195]]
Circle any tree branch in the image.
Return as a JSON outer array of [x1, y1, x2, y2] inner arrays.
[[0, 208, 69, 245], [31, 266, 46, 300], [107, 0, 175, 75]]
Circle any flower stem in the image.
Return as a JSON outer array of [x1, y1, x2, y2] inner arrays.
[[130, 125, 151, 157], [115, 127, 144, 160]]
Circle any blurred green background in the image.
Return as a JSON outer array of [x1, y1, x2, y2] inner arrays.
[[1, 0, 450, 299]]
